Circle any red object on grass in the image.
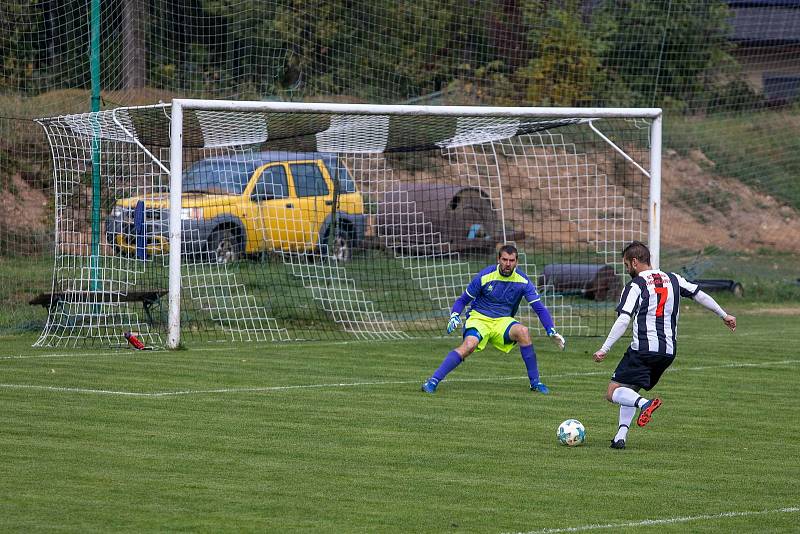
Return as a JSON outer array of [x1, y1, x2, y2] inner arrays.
[[124, 332, 146, 350]]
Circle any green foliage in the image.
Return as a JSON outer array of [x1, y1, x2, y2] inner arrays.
[[0, 1, 46, 93], [706, 78, 765, 113], [596, 0, 735, 110], [520, 1, 607, 106], [0, 0, 749, 109], [272, 0, 478, 101], [446, 60, 519, 106]]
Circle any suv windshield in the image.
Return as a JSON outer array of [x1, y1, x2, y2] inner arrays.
[[183, 160, 254, 195], [332, 164, 356, 193]]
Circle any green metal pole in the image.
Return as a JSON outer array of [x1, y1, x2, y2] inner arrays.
[[90, 0, 101, 291]]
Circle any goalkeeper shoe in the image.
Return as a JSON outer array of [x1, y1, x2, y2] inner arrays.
[[636, 398, 662, 427], [530, 382, 550, 395], [610, 439, 626, 449], [421, 377, 440, 394]]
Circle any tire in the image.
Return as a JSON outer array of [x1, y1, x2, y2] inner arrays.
[[731, 282, 744, 298], [330, 232, 352, 262], [321, 228, 352, 262], [207, 227, 242, 264]]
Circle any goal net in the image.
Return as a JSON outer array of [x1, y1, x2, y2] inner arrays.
[[35, 101, 661, 348]]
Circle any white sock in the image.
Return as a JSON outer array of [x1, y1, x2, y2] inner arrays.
[[614, 406, 636, 441], [612, 387, 648, 408]]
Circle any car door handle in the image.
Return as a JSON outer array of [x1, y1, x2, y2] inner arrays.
[[285, 203, 294, 208], [324, 200, 333, 206]]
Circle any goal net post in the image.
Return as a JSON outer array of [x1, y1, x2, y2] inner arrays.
[[36, 101, 661, 349]]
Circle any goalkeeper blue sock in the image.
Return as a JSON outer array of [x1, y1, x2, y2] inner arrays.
[[520, 344, 540, 385], [432, 351, 463, 381]]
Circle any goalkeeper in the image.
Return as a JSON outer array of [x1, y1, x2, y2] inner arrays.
[[421, 244, 566, 394]]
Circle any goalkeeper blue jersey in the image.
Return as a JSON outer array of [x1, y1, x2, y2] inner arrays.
[[464, 264, 541, 319]]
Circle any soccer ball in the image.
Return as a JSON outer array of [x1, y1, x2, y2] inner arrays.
[[557, 419, 586, 447]]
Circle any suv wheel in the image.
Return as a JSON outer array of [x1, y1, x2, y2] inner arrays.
[[330, 232, 352, 262], [321, 229, 352, 262], [207, 227, 242, 264]]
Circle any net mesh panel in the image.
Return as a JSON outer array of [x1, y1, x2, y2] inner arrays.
[[2, 1, 800, 337], [34, 106, 650, 346]]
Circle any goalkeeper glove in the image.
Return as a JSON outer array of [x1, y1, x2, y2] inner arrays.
[[546, 327, 566, 351], [446, 312, 462, 334]]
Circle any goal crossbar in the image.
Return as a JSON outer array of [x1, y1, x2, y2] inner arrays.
[[173, 98, 662, 118]]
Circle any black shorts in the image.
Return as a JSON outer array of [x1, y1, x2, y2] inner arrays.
[[612, 348, 674, 391]]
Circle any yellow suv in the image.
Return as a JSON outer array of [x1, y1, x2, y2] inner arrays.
[[105, 152, 366, 263]]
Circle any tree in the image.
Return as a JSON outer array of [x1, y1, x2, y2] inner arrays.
[[597, 0, 734, 111], [122, 0, 147, 89], [519, 1, 607, 106]]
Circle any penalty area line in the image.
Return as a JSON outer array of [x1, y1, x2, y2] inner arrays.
[[0, 337, 401, 361], [0, 358, 797, 398], [506, 506, 799, 534], [0, 351, 140, 361], [0, 379, 419, 397]]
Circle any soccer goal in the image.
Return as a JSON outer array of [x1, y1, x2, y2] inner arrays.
[[35, 101, 661, 348]]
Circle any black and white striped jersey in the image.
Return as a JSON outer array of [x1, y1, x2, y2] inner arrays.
[[616, 269, 700, 356]]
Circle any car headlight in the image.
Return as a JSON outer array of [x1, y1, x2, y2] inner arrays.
[[180, 207, 204, 220]]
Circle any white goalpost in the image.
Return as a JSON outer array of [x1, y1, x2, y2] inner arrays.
[[36, 101, 662, 349]]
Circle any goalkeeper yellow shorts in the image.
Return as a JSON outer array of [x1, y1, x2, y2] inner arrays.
[[463, 310, 518, 353]]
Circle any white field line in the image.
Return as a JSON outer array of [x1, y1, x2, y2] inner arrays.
[[0, 351, 121, 360], [0, 358, 797, 398], [507, 506, 799, 534], [0, 339, 375, 360], [0, 326, 792, 360]]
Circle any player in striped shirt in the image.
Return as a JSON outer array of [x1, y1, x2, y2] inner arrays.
[[421, 244, 566, 394], [593, 241, 737, 449]]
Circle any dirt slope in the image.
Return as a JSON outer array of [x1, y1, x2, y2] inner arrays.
[[661, 149, 800, 252], [3, 148, 798, 255]]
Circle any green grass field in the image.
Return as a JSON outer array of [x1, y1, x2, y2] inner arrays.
[[1, 307, 798, 532]]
